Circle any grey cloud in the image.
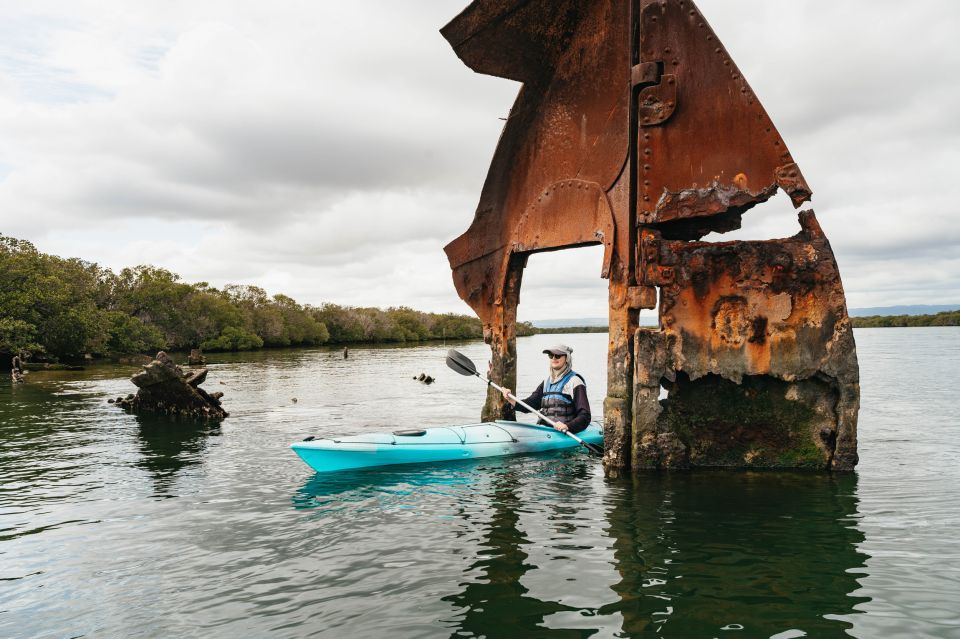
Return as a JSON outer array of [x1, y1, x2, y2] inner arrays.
[[1, 3, 517, 232]]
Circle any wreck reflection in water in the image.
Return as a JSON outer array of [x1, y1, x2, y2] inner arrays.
[[133, 413, 220, 495], [442, 468, 869, 637], [602, 472, 869, 637]]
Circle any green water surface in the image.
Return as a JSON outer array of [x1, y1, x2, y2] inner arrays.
[[1, 329, 958, 638]]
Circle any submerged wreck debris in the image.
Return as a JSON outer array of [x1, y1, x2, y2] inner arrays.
[[115, 351, 227, 419], [441, 0, 859, 472], [10, 354, 24, 383]]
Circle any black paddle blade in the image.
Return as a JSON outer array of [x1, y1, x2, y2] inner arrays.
[[582, 441, 604, 456], [445, 349, 478, 377]]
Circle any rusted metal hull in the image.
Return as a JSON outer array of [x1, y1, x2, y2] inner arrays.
[[441, 0, 859, 471], [636, 211, 859, 469]]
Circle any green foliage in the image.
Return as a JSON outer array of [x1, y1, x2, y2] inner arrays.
[[524, 322, 606, 335], [311, 304, 484, 344], [0, 233, 488, 360], [429, 312, 485, 340], [104, 311, 166, 354], [200, 326, 265, 352], [310, 304, 366, 342], [851, 310, 960, 328], [502, 321, 533, 336], [267, 294, 329, 346], [0, 318, 41, 354], [389, 306, 432, 341], [41, 305, 105, 358], [0, 235, 110, 357]]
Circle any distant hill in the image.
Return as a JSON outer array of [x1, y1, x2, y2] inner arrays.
[[849, 304, 960, 317]]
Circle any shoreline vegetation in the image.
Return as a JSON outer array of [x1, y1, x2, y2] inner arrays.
[[2, 235, 956, 364], [533, 326, 610, 334], [849, 310, 959, 328], [0, 234, 535, 364]]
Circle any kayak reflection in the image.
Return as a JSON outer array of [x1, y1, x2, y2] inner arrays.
[[290, 448, 598, 512], [290, 458, 484, 510]]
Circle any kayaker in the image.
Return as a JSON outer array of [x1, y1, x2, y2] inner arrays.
[[500, 344, 591, 434]]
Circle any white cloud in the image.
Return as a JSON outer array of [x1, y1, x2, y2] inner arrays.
[[0, 0, 957, 321]]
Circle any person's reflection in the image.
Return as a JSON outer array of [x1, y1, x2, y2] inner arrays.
[[133, 413, 219, 494], [443, 468, 586, 638], [602, 472, 870, 638], [542, 461, 592, 540]]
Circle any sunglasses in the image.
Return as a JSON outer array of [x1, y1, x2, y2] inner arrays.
[[548, 353, 566, 360]]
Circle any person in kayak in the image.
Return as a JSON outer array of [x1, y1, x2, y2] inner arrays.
[[500, 344, 591, 434]]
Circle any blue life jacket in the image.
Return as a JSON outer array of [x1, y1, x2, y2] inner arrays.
[[540, 370, 584, 423]]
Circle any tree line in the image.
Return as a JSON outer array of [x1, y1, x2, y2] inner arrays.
[[534, 326, 609, 334], [0, 235, 534, 362], [850, 310, 959, 328]]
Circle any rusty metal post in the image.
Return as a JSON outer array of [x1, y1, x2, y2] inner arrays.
[[481, 254, 525, 422], [604, 260, 635, 477]]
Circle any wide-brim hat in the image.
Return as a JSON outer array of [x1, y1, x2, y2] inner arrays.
[[542, 344, 573, 357]]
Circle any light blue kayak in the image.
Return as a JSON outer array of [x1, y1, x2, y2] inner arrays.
[[291, 420, 603, 473]]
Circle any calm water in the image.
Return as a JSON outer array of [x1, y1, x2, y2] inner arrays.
[[1, 329, 958, 638]]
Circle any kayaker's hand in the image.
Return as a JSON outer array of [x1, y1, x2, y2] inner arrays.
[[501, 388, 516, 406], [553, 422, 569, 433]]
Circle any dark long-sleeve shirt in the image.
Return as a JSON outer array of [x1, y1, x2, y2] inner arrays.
[[515, 381, 592, 434]]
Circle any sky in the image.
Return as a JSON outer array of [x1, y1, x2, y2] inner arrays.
[[0, 1, 957, 322]]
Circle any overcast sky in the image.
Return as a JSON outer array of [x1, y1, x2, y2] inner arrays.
[[1, 1, 957, 321]]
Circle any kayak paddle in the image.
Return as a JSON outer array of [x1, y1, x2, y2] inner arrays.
[[445, 349, 603, 456]]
